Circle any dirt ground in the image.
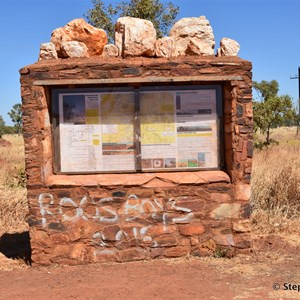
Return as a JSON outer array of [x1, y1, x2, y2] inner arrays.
[[0, 235, 300, 300]]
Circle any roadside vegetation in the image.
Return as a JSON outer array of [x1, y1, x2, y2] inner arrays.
[[251, 126, 300, 235], [0, 134, 28, 238]]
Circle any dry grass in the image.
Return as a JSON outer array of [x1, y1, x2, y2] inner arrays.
[[255, 126, 300, 145], [251, 127, 300, 235], [0, 189, 28, 237], [0, 134, 26, 188], [0, 135, 28, 237], [0, 253, 29, 271], [269, 126, 300, 143], [0, 135, 29, 269]]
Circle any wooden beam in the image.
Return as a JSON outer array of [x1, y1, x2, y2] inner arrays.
[[33, 75, 243, 86]]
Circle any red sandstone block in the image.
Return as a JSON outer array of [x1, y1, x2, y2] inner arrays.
[[117, 198, 142, 217], [52, 244, 71, 257], [116, 238, 141, 250], [180, 238, 191, 246], [199, 171, 230, 184], [163, 246, 190, 257], [212, 234, 235, 247], [244, 159, 252, 168], [244, 167, 252, 174], [178, 224, 205, 236], [177, 173, 200, 185], [235, 184, 251, 201], [109, 70, 122, 78], [235, 152, 242, 163], [119, 247, 147, 262], [210, 203, 241, 220], [119, 223, 147, 238], [239, 126, 252, 134], [194, 188, 213, 199], [93, 249, 118, 263], [32, 253, 52, 265], [67, 219, 100, 241], [234, 125, 239, 134], [150, 247, 164, 258], [151, 234, 178, 247], [102, 225, 121, 241], [237, 137, 244, 152], [123, 188, 154, 198], [50, 233, 70, 244], [143, 177, 177, 188], [156, 172, 184, 183], [211, 193, 232, 203], [174, 198, 204, 211], [231, 169, 244, 180], [147, 225, 177, 237], [46, 175, 78, 186], [88, 190, 111, 199], [124, 173, 154, 186], [245, 102, 253, 117], [242, 140, 248, 161], [70, 243, 87, 260], [247, 141, 253, 158], [164, 212, 192, 224], [31, 229, 49, 247]]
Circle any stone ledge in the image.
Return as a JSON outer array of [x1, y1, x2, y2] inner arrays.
[[45, 171, 230, 187], [20, 55, 251, 72]]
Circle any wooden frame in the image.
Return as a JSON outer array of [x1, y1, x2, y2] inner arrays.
[[51, 84, 223, 174]]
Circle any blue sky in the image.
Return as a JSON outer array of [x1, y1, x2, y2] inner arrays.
[[0, 0, 299, 125]]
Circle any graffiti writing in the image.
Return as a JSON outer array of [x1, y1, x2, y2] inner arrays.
[[37, 193, 193, 254]]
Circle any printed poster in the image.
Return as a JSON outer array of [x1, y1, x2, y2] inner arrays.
[[100, 93, 135, 171], [175, 90, 218, 169], [60, 124, 102, 172], [140, 89, 218, 170], [59, 92, 136, 172], [140, 91, 177, 169]]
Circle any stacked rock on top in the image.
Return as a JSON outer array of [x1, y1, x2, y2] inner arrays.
[[38, 16, 240, 60]]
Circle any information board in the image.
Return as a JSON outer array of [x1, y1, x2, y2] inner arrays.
[[56, 87, 220, 173]]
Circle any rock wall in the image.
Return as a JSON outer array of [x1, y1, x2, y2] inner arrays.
[[29, 182, 251, 265], [20, 56, 253, 265]]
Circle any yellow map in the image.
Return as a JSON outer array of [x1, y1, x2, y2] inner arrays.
[[101, 93, 135, 145], [140, 92, 176, 145], [85, 94, 101, 124]]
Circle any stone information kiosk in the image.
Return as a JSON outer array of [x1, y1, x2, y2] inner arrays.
[[20, 17, 253, 264]]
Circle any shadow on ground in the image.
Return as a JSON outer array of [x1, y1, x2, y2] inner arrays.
[[0, 231, 31, 264]]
